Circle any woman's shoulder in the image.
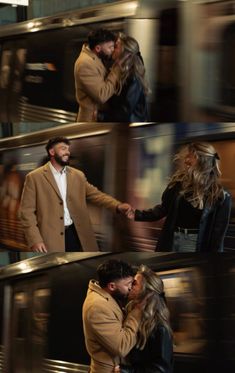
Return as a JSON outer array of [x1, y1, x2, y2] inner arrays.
[[124, 73, 142, 88], [151, 324, 173, 352], [217, 188, 232, 204], [162, 182, 181, 197], [153, 323, 171, 337]]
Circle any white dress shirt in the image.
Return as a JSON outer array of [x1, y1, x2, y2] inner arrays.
[[49, 162, 73, 226]]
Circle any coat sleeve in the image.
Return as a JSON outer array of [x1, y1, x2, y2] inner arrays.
[[209, 192, 232, 251], [135, 187, 171, 222], [75, 61, 120, 104], [87, 303, 141, 358], [135, 205, 166, 222], [85, 179, 121, 211], [18, 173, 44, 247]]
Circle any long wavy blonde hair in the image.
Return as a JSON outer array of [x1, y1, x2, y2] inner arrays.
[[115, 33, 149, 95], [168, 142, 223, 209], [127, 265, 172, 350]]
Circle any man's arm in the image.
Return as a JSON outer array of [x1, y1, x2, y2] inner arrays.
[[87, 303, 142, 358], [19, 174, 47, 250], [85, 180, 121, 211], [75, 62, 120, 105]]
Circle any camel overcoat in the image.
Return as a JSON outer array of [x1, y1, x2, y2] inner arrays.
[[74, 44, 120, 122], [19, 163, 121, 252], [82, 280, 142, 373]]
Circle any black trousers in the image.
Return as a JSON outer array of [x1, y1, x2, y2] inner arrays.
[[65, 224, 82, 252]]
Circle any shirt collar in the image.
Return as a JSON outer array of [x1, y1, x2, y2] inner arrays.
[[49, 161, 67, 175]]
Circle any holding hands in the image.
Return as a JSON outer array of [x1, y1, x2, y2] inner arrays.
[[116, 203, 135, 220]]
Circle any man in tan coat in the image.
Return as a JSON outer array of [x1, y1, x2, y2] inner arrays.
[[74, 28, 121, 122], [83, 259, 143, 373], [19, 137, 131, 252]]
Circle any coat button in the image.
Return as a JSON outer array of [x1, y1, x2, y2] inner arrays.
[[59, 201, 63, 205], [60, 232, 64, 235], [60, 217, 63, 220]]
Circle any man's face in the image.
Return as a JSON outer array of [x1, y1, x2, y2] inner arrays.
[[96, 41, 115, 61], [50, 142, 70, 167], [111, 276, 134, 302], [128, 273, 143, 300]]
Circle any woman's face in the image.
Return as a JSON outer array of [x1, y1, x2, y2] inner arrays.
[[184, 151, 198, 169], [112, 38, 123, 60], [128, 273, 143, 300]]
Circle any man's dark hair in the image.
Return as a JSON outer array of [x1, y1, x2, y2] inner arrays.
[[97, 259, 135, 288], [88, 28, 116, 50], [45, 137, 70, 156]]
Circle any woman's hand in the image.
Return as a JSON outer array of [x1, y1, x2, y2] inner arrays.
[[114, 365, 121, 373]]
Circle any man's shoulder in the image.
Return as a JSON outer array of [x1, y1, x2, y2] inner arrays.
[[76, 45, 96, 65], [84, 281, 117, 310], [67, 166, 85, 178], [26, 164, 48, 178], [75, 45, 104, 72]]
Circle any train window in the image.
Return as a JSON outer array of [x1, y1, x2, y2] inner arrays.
[[32, 288, 51, 345], [64, 38, 84, 103], [220, 23, 235, 107], [0, 39, 27, 122], [10, 278, 50, 372], [22, 29, 72, 110], [0, 49, 12, 89], [13, 292, 28, 339], [154, 8, 179, 121], [159, 268, 206, 354]]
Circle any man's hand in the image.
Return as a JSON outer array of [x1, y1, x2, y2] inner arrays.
[[126, 209, 135, 220], [117, 203, 135, 220], [117, 203, 133, 216], [30, 242, 47, 253]]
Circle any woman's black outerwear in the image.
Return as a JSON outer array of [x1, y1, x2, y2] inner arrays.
[[125, 324, 173, 373], [135, 183, 232, 252], [102, 74, 148, 122]]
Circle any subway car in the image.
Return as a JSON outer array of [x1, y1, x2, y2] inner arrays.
[[0, 122, 235, 252], [0, 251, 234, 373], [0, 0, 235, 123]]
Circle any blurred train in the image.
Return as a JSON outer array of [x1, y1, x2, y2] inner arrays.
[[0, 251, 235, 373], [0, 122, 235, 252], [0, 0, 235, 123]]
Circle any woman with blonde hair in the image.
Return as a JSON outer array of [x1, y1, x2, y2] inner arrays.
[[101, 33, 149, 122], [118, 265, 173, 373], [131, 142, 231, 252]]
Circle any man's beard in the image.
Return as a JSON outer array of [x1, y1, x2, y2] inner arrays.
[[112, 289, 129, 304], [97, 50, 113, 68], [54, 153, 70, 167]]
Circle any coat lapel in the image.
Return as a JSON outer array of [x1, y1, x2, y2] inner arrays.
[[66, 167, 73, 202], [43, 162, 62, 199]]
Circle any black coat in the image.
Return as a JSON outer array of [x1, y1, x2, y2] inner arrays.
[[135, 183, 232, 252], [127, 324, 173, 373], [102, 74, 148, 122]]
